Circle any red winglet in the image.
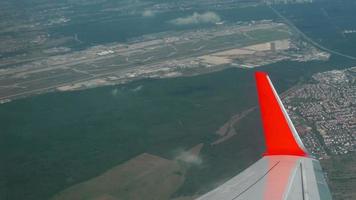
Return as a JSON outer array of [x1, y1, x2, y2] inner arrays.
[[255, 72, 308, 157]]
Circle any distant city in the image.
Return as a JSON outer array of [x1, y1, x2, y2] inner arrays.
[[284, 67, 356, 158]]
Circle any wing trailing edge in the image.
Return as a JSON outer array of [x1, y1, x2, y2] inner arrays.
[[255, 72, 308, 157]]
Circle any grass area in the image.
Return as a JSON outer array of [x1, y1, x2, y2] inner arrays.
[[247, 27, 290, 42]]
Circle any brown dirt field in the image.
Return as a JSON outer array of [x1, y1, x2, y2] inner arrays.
[[51, 153, 186, 200]]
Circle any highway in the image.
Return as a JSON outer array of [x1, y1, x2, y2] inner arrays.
[[269, 5, 356, 60]]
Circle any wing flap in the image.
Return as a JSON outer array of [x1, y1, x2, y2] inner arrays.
[[196, 157, 276, 200], [196, 156, 331, 200]]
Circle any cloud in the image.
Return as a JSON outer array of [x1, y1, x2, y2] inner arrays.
[[175, 150, 203, 165], [170, 12, 221, 25], [142, 10, 155, 17], [111, 88, 119, 96], [132, 85, 143, 92]]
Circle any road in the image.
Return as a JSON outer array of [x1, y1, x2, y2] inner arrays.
[[269, 5, 356, 60]]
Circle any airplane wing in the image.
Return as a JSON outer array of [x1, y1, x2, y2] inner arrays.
[[196, 72, 332, 200]]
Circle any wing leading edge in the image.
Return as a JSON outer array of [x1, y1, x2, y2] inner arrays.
[[196, 72, 332, 200]]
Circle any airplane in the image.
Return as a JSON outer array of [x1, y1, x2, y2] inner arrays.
[[196, 72, 332, 200]]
